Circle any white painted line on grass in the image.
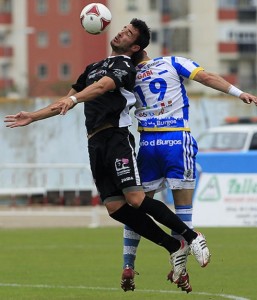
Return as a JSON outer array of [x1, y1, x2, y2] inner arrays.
[[0, 210, 101, 217], [0, 282, 250, 300]]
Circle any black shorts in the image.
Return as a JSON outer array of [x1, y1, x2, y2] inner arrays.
[[88, 127, 143, 202]]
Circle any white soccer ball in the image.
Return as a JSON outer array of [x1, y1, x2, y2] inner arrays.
[[80, 3, 112, 35]]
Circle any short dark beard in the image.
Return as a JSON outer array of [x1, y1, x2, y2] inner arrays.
[[110, 40, 133, 55]]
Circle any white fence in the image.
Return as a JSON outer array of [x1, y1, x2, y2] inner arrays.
[[0, 163, 95, 206]]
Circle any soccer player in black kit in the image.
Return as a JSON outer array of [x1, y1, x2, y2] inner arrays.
[[4, 19, 210, 291]]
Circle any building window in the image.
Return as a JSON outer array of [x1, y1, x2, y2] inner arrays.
[[36, 0, 48, 15], [163, 28, 189, 53], [228, 61, 238, 74], [0, 32, 5, 44], [234, 31, 256, 43], [1, 62, 10, 79], [59, 31, 71, 46], [162, 0, 171, 14], [37, 32, 48, 48], [238, 9, 257, 22], [59, 0, 70, 14], [238, 0, 255, 8], [149, 0, 157, 10], [0, 0, 12, 13], [127, 0, 137, 11], [228, 31, 234, 40], [167, 0, 189, 19], [172, 28, 189, 52], [151, 31, 158, 43], [37, 64, 48, 79], [218, 0, 237, 9], [59, 63, 71, 79]]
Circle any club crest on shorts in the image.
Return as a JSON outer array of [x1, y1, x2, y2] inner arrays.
[[184, 169, 193, 179], [115, 158, 130, 176]]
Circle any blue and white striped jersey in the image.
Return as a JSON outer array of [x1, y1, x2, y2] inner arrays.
[[133, 56, 204, 131]]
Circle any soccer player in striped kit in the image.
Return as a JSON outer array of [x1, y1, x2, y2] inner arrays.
[[121, 50, 257, 292]]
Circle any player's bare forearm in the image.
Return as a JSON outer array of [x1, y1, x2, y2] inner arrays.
[[4, 105, 61, 128], [194, 71, 230, 93], [4, 90, 77, 128], [51, 77, 115, 115], [194, 71, 257, 105]]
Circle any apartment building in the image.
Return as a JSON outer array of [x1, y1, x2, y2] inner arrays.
[[110, 0, 257, 94], [0, 0, 109, 97], [0, 0, 256, 98]]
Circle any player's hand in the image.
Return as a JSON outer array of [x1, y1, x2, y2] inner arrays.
[[4, 111, 33, 128], [240, 93, 257, 105], [50, 97, 75, 115]]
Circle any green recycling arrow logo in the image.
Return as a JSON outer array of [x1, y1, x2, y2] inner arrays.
[[198, 175, 221, 201]]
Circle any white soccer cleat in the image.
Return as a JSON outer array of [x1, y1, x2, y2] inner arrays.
[[190, 232, 211, 267], [167, 269, 192, 293], [169, 240, 190, 283]]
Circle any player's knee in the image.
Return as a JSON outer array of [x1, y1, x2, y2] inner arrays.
[[105, 200, 126, 215], [125, 191, 145, 208]]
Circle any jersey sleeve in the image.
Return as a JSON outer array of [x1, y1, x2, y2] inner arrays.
[[105, 58, 136, 91], [71, 66, 90, 92], [172, 56, 204, 80]]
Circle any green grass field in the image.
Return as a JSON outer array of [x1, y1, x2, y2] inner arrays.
[[0, 226, 256, 300]]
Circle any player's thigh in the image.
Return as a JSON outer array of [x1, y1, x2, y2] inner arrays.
[[137, 146, 165, 192], [88, 136, 122, 201], [106, 129, 141, 189], [137, 133, 162, 182]]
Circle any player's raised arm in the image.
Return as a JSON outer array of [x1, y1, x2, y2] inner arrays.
[[193, 70, 257, 106]]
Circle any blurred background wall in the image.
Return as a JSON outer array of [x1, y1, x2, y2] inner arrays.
[[1, 0, 257, 203]]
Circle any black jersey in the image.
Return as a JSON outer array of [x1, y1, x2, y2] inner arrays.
[[72, 55, 137, 135]]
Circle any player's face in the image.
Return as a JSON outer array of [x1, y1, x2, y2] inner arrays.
[[110, 24, 140, 54]]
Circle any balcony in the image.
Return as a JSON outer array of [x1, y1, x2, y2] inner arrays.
[[161, 13, 171, 23], [238, 8, 257, 22], [219, 41, 256, 57], [218, 9, 237, 20], [219, 42, 238, 53], [0, 78, 13, 89], [218, 7, 257, 22], [221, 74, 238, 85], [0, 46, 13, 57], [238, 43, 256, 54], [0, 12, 12, 24]]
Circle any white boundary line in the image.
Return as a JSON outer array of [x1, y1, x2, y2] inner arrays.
[[0, 283, 250, 300]]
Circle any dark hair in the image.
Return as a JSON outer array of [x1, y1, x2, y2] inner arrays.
[[130, 18, 151, 51], [131, 50, 145, 66]]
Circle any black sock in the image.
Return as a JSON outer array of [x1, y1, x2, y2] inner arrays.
[[110, 203, 181, 253], [138, 196, 197, 243]]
